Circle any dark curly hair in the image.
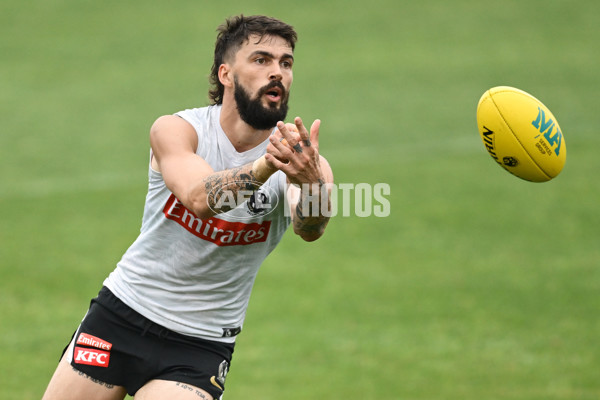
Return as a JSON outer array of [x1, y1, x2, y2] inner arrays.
[[208, 15, 298, 105]]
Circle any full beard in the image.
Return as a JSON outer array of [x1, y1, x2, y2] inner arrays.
[[233, 78, 290, 131]]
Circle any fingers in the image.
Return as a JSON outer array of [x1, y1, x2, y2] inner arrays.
[[294, 117, 320, 149], [270, 132, 296, 161], [276, 121, 298, 144], [267, 117, 323, 185], [266, 140, 289, 163], [272, 117, 320, 155], [264, 152, 290, 171], [294, 117, 311, 146], [310, 119, 321, 146]]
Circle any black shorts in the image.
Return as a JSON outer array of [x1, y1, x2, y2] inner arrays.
[[64, 287, 235, 398]]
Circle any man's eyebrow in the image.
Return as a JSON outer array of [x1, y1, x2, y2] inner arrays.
[[250, 50, 294, 61]]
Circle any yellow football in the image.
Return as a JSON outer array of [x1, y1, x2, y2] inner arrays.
[[476, 86, 566, 182]]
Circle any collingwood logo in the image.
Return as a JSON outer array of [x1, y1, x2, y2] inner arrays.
[[247, 189, 273, 216], [206, 180, 279, 220]]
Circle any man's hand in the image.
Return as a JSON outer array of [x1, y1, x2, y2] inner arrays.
[[265, 117, 325, 186], [266, 117, 334, 242]]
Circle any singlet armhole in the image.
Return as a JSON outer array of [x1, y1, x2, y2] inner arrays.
[[149, 114, 200, 175], [174, 112, 203, 156], [149, 149, 160, 174]]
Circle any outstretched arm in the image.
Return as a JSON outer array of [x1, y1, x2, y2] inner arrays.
[[150, 115, 277, 219]]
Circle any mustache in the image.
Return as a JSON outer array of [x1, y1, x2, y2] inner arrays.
[[257, 81, 287, 98]]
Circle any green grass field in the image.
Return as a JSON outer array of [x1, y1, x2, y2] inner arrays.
[[2, 1, 599, 399]]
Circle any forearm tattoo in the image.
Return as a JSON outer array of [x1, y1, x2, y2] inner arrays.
[[203, 163, 262, 214], [294, 179, 330, 235]]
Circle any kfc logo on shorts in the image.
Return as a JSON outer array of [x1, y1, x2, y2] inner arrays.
[[73, 346, 111, 367]]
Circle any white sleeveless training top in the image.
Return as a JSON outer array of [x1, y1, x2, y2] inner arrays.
[[104, 105, 291, 343]]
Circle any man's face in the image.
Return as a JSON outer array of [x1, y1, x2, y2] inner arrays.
[[229, 35, 294, 130]]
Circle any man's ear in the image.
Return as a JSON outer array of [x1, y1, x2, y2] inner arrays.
[[218, 64, 234, 88]]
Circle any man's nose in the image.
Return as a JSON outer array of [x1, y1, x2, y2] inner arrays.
[[269, 65, 283, 81]]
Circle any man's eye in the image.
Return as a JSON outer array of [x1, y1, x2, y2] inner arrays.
[[255, 58, 266, 64], [281, 61, 292, 69]]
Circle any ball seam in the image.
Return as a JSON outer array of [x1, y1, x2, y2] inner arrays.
[[488, 90, 552, 181]]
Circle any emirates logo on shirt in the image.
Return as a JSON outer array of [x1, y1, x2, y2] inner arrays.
[[163, 194, 271, 246]]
